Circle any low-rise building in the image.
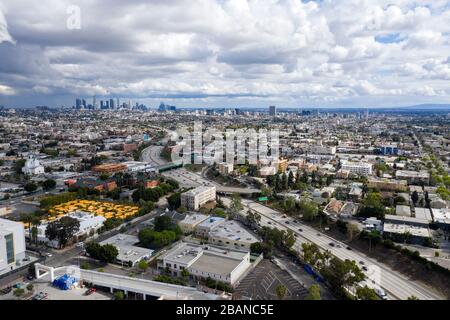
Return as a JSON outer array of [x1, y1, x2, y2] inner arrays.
[[395, 170, 430, 185], [341, 160, 373, 176], [99, 234, 154, 266], [195, 216, 226, 238], [208, 220, 259, 249], [31, 211, 106, 247], [367, 178, 408, 192], [92, 163, 127, 174], [22, 154, 45, 175], [157, 242, 252, 287], [180, 186, 216, 211], [0, 218, 26, 273], [178, 213, 210, 234], [218, 163, 234, 175]]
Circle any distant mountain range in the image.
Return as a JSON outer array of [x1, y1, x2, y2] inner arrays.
[[394, 104, 450, 110]]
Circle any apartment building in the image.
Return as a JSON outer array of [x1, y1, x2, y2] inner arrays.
[[341, 160, 373, 176], [180, 186, 216, 211], [218, 163, 234, 175]]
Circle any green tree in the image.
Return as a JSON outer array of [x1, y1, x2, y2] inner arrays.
[[167, 193, 181, 210], [411, 191, 419, 206], [358, 192, 386, 219], [229, 193, 243, 218], [299, 200, 319, 221], [276, 285, 287, 300], [114, 291, 125, 300], [45, 216, 80, 248], [138, 260, 148, 273], [42, 179, 56, 190], [24, 182, 38, 192], [306, 284, 321, 300], [356, 286, 379, 300]]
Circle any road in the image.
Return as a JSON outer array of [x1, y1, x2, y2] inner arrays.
[[222, 197, 444, 300], [141, 145, 259, 194]]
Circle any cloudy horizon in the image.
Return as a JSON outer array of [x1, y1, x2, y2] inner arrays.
[[1, 0, 450, 109]]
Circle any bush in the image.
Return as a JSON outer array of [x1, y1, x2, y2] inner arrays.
[[114, 291, 125, 300], [13, 288, 25, 297]]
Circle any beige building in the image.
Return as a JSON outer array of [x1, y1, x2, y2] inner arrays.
[[178, 213, 210, 234], [181, 186, 216, 210], [218, 163, 234, 175]]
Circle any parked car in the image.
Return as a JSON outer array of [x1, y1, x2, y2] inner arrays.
[[84, 288, 96, 296]]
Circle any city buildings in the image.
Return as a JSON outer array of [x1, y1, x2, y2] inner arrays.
[[30, 211, 106, 248], [157, 242, 252, 287], [180, 186, 216, 211], [340, 160, 373, 176], [99, 234, 154, 266], [22, 154, 45, 175], [0, 218, 26, 273], [178, 213, 210, 234], [218, 163, 234, 175], [395, 170, 430, 185]]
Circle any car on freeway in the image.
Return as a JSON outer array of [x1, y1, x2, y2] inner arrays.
[[46, 253, 53, 257], [84, 288, 97, 296], [267, 221, 272, 225], [329, 242, 335, 247], [316, 233, 321, 236], [359, 261, 365, 265], [293, 220, 298, 223], [298, 228, 303, 232], [346, 246, 352, 250], [362, 266, 368, 271], [285, 221, 290, 224]]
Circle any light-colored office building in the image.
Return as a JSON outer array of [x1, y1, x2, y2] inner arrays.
[[218, 163, 234, 175], [178, 213, 210, 234], [0, 218, 26, 272], [157, 242, 252, 286], [31, 211, 106, 248], [341, 160, 373, 176], [181, 186, 216, 211], [208, 220, 259, 249], [99, 234, 154, 266], [195, 216, 226, 238], [395, 170, 430, 185]]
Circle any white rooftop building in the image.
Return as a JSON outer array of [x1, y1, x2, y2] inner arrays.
[[157, 242, 252, 287], [341, 160, 373, 176], [181, 186, 216, 211], [100, 234, 154, 266], [0, 218, 26, 273], [208, 220, 259, 249], [22, 154, 45, 175], [30, 211, 106, 248]]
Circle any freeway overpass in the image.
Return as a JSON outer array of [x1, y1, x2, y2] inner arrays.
[[34, 264, 226, 300]]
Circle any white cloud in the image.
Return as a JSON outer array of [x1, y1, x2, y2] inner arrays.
[[0, 84, 16, 95], [1, 0, 450, 107]]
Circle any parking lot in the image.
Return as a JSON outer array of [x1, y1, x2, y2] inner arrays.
[[234, 260, 308, 300]]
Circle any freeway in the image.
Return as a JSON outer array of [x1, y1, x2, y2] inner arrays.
[[223, 197, 444, 300], [141, 145, 259, 194]]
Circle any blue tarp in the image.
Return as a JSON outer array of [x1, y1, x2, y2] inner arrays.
[[52, 274, 78, 290]]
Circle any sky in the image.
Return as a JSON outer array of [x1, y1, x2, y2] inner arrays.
[[1, 0, 450, 109]]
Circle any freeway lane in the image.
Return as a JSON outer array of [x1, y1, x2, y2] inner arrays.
[[232, 198, 444, 300], [141, 145, 259, 194]]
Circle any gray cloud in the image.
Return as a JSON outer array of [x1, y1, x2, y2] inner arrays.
[[1, 0, 450, 107]]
